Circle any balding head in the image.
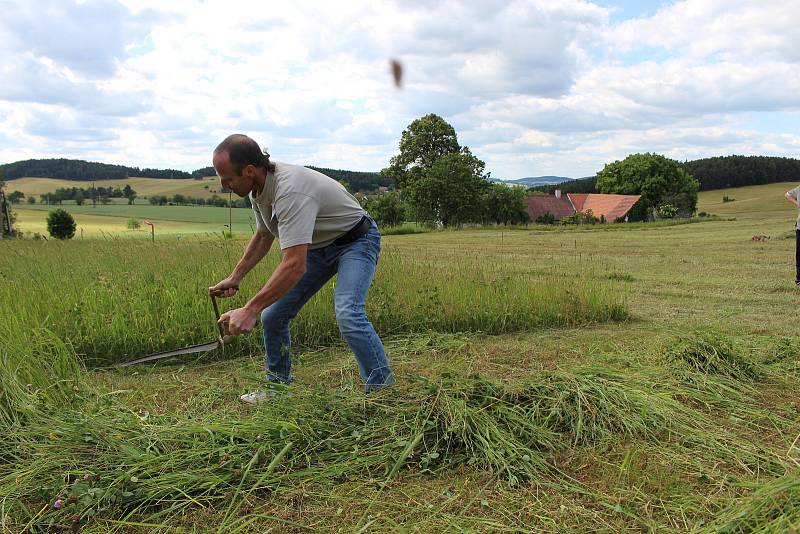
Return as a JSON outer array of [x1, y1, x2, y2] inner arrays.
[[213, 134, 271, 175], [212, 134, 272, 198]]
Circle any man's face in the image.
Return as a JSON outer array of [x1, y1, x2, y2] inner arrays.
[[213, 152, 254, 198]]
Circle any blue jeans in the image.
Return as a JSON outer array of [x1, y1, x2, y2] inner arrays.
[[260, 222, 394, 391]]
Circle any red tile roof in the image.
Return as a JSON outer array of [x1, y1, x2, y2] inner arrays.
[[525, 195, 574, 220], [567, 193, 641, 221], [569, 193, 588, 212]]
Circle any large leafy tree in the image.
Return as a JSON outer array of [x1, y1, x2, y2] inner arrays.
[[384, 114, 461, 189], [384, 114, 490, 227], [595, 153, 699, 220], [406, 152, 489, 227]]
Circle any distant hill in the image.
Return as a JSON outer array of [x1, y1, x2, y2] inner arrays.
[[0, 158, 393, 193], [681, 155, 800, 191], [0, 158, 193, 181], [492, 176, 573, 187]]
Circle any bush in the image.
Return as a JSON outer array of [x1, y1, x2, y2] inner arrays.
[[127, 218, 141, 230], [561, 209, 599, 225], [46, 209, 76, 240], [722, 196, 735, 203], [657, 204, 678, 219], [535, 212, 556, 225], [366, 191, 405, 228]]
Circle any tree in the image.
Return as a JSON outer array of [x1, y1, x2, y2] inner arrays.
[[595, 153, 699, 220], [482, 184, 530, 225], [127, 217, 141, 230], [123, 184, 137, 205], [8, 191, 25, 203], [406, 152, 489, 227], [74, 191, 85, 206], [383, 114, 461, 189], [366, 191, 405, 227], [47, 209, 76, 239], [27, 196, 36, 204], [384, 114, 490, 227]]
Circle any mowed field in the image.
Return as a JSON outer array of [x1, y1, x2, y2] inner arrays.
[[5, 176, 222, 199], [14, 203, 257, 237], [7, 175, 254, 236], [1, 181, 799, 532]]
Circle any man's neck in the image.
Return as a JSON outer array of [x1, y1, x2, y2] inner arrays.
[[252, 167, 268, 197]]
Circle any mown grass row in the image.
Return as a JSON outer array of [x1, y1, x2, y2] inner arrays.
[[1, 330, 797, 531], [0, 239, 627, 367]]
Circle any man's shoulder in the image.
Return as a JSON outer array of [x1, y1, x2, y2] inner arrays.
[[274, 163, 333, 195], [275, 162, 328, 179]]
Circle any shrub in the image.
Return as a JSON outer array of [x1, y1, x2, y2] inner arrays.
[[46, 209, 76, 240], [657, 203, 678, 219], [535, 212, 556, 225]]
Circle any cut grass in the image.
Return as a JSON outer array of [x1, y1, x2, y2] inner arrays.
[[0, 360, 791, 531], [665, 330, 764, 380]]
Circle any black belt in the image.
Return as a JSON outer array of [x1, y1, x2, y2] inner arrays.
[[332, 215, 372, 246]]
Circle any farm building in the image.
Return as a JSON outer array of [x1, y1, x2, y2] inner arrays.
[[526, 190, 641, 222]]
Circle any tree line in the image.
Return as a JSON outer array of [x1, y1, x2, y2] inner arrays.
[[0, 158, 196, 181], [31, 185, 138, 205], [533, 155, 800, 195], [681, 155, 800, 190], [147, 194, 251, 208], [1, 160, 393, 193]]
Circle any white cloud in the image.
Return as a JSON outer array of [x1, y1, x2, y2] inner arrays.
[[0, 0, 798, 177]]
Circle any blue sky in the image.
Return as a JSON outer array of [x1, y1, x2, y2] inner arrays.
[[599, 0, 667, 22], [0, 0, 797, 179]]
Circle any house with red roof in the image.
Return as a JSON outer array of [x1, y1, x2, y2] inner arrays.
[[526, 190, 641, 223]]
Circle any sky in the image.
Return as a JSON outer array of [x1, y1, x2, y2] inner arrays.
[[0, 0, 798, 179]]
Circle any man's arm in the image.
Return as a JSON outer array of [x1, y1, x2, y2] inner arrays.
[[786, 192, 799, 207], [231, 230, 275, 282], [209, 230, 274, 296], [219, 244, 308, 335]]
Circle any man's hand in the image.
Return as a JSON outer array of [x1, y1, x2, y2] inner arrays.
[[209, 277, 240, 298], [218, 306, 259, 335]]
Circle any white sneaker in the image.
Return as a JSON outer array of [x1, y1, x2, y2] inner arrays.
[[239, 391, 272, 404]]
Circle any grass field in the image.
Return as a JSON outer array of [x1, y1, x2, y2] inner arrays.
[[5, 176, 222, 199], [12, 203, 257, 237], [1, 181, 799, 532]]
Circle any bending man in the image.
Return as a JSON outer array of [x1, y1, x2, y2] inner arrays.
[[209, 134, 394, 401]]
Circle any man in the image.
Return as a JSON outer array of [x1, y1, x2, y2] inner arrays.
[[209, 134, 394, 401], [785, 185, 800, 285]]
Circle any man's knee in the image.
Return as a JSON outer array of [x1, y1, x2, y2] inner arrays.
[[261, 306, 289, 332], [335, 303, 366, 334]]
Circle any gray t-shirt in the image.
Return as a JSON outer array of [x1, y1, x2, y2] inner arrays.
[[250, 162, 365, 250], [787, 186, 800, 229]]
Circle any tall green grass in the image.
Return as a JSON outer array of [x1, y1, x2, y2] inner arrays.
[[0, 319, 82, 428], [0, 239, 627, 367]]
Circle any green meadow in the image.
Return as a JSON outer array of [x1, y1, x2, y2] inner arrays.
[[6, 176, 222, 199], [1, 181, 799, 532]]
